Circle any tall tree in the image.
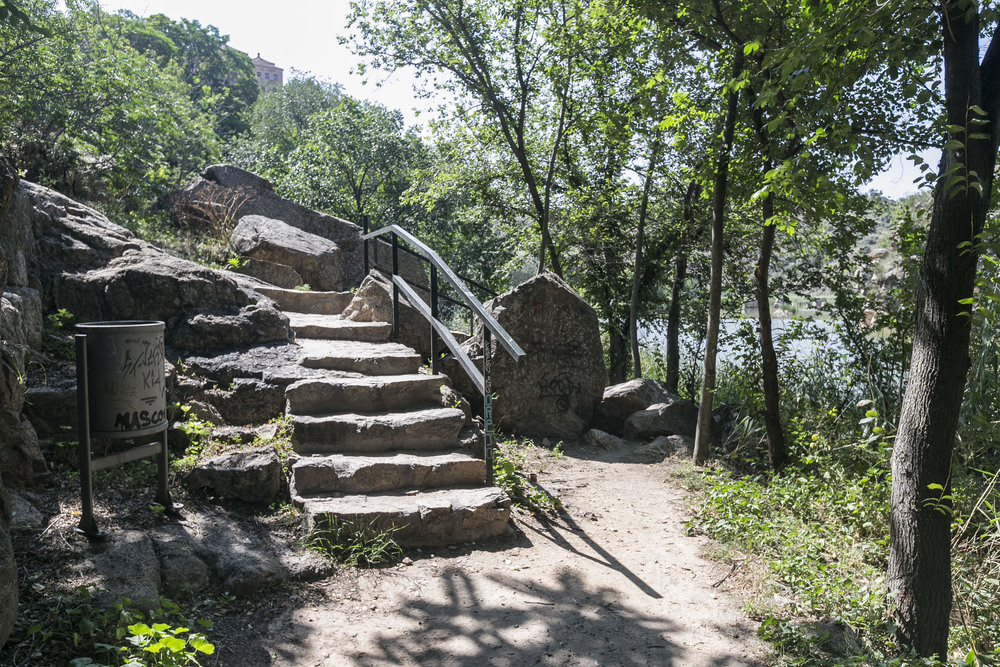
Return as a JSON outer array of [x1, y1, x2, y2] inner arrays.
[[227, 75, 344, 180], [279, 97, 424, 223], [1, 0, 219, 211], [347, 0, 569, 275], [128, 13, 258, 139], [651, 0, 936, 467], [888, 1, 1000, 656], [693, 46, 743, 465]]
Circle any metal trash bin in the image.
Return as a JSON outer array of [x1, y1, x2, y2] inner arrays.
[[76, 320, 167, 438], [75, 320, 177, 538]]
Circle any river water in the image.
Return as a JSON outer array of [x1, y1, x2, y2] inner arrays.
[[640, 318, 842, 368]]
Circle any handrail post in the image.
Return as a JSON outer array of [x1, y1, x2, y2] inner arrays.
[[391, 232, 400, 343], [430, 265, 439, 375], [483, 327, 494, 485], [362, 215, 370, 277]]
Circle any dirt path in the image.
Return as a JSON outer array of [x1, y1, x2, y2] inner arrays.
[[225, 445, 767, 666]]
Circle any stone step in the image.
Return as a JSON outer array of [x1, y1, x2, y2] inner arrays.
[[255, 286, 353, 314], [301, 486, 511, 547], [288, 313, 391, 342], [286, 374, 448, 415], [291, 450, 485, 497], [297, 339, 422, 375], [291, 407, 465, 454]]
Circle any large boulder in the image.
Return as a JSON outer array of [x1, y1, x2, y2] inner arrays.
[[636, 434, 695, 460], [0, 156, 21, 649], [0, 177, 291, 351], [53, 250, 289, 350], [230, 215, 344, 291], [169, 165, 367, 286], [457, 272, 606, 439], [168, 165, 432, 290], [185, 446, 283, 504], [3, 181, 143, 295], [342, 270, 431, 358], [596, 378, 698, 437], [623, 401, 699, 440], [235, 258, 303, 290], [0, 287, 46, 484]]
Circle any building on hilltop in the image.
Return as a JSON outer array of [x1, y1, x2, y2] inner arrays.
[[251, 53, 283, 93]]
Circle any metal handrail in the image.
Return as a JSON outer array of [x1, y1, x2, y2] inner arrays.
[[366, 233, 498, 299], [362, 225, 525, 363], [394, 277, 486, 394], [360, 223, 525, 484]]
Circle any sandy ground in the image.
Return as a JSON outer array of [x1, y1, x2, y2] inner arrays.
[[218, 444, 767, 666]]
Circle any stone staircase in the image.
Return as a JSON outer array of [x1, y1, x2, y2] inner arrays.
[[255, 285, 511, 547]]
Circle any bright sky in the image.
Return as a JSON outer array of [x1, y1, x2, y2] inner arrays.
[[867, 150, 938, 200], [100, 0, 926, 200]]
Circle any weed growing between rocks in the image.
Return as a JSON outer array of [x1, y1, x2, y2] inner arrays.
[[304, 518, 403, 567], [493, 439, 561, 514], [117, 210, 231, 270], [254, 415, 294, 472]]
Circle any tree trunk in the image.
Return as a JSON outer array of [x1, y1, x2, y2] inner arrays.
[[604, 236, 628, 385], [665, 252, 687, 394], [666, 180, 699, 394], [756, 193, 788, 470], [888, 4, 1000, 656], [608, 322, 628, 385], [693, 50, 743, 466], [630, 139, 661, 379]]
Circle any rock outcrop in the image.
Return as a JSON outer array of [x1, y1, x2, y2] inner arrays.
[[0, 156, 20, 650], [597, 378, 699, 440], [54, 251, 289, 350], [1, 178, 290, 352], [342, 270, 432, 358], [185, 446, 284, 504], [623, 401, 699, 440], [230, 215, 344, 291], [169, 165, 367, 286], [0, 287, 46, 483], [456, 272, 606, 439], [0, 472, 16, 651]]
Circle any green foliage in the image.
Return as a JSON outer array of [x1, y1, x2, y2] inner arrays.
[[231, 76, 422, 225], [305, 518, 403, 567], [124, 12, 258, 139], [1, 0, 221, 214], [253, 415, 294, 465], [42, 306, 76, 360], [0, 0, 51, 34], [25, 587, 214, 667], [493, 441, 560, 514], [697, 340, 1000, 664], [47, 308, 74, 329], [175, 405, 213, 445], [224, 255, 245, 271]]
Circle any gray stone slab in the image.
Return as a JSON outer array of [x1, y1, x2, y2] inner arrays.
[[301, 486, 510, 547], [286, 374, 449, 415], [288, 313, 391, 342], [255, 286, 353, 314], [291, 450, 485, 497], [291, 408, 465, 454], [297, 339, 422, 375]]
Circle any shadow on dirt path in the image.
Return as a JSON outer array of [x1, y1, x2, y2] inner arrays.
[[245, 446, 766, 666]]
